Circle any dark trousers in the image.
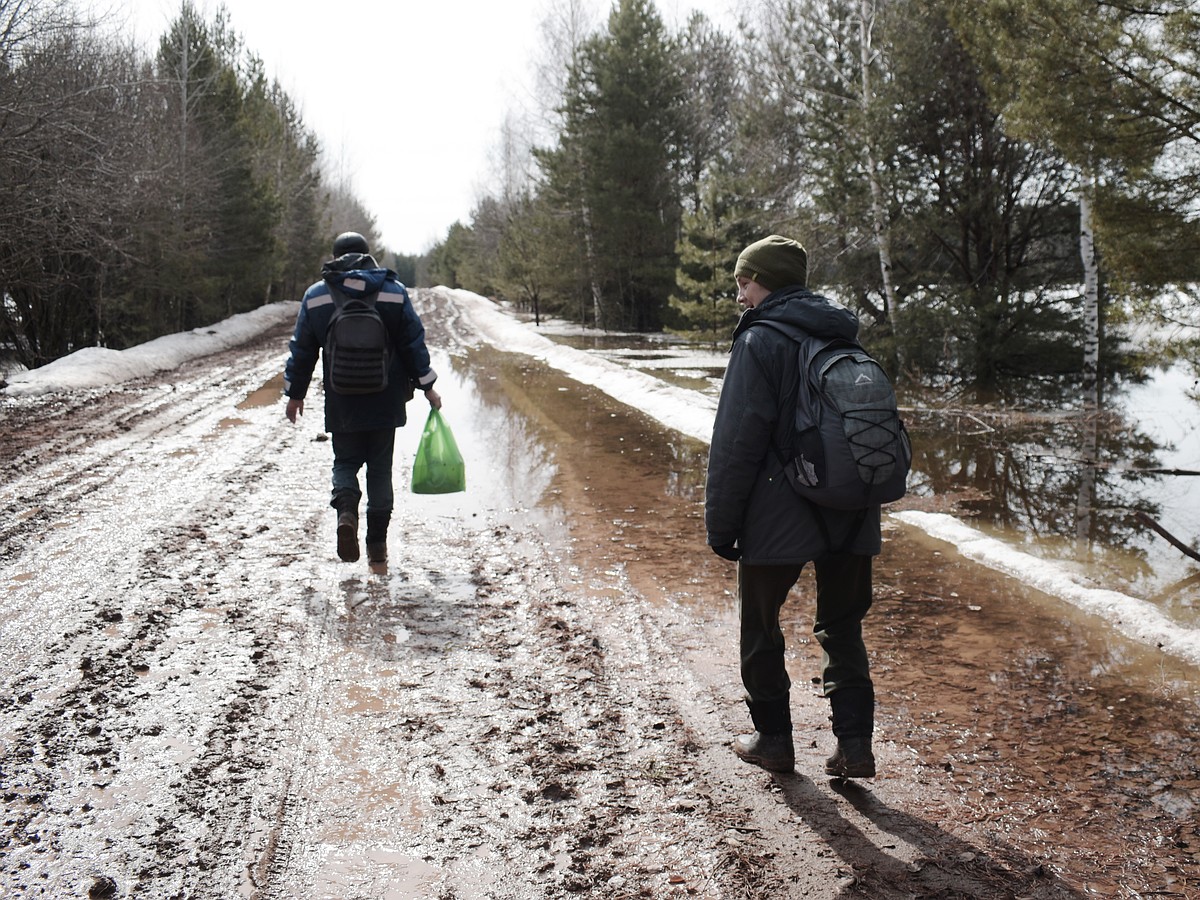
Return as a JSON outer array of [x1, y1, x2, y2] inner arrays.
[[738, 554, 874, 706], [330, 428, 396, 516]]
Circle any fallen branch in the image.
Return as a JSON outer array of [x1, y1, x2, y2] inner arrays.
[[1134, 512, 1200, 563]]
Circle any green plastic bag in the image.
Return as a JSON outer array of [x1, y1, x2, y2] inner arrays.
[[411, 408, 466, 494]]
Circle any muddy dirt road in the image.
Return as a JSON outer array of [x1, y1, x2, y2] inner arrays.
[[2, 290, 1198, 899]]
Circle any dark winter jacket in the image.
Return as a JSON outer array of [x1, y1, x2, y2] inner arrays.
[[283, 253, 437, 433], [705, 286, 882, 565]]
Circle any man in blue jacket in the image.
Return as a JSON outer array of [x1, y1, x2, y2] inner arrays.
[[284, 232, 441, 565], [706, 234, 880, 779]]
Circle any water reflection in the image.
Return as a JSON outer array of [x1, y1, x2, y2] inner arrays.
[[904, 371, 1200, 622], [449, 348, 559, 512], [908, 404, 1160, 545], [446, 343, 709, 509], [444, 307, 1200, 625]]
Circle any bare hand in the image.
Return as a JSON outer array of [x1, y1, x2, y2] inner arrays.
[[286, 397, 303, 423], [425, 388, 442, 410]]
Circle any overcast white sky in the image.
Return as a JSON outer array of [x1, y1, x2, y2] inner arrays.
[[119, 0, 740, 257]]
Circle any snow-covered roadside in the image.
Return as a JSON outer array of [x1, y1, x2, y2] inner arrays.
[[429, 287, 717, 444], [2, 302, 299, 396]]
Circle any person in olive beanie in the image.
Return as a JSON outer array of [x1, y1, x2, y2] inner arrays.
[[733, 234, 809, 293], [705, 233, 881, 780]]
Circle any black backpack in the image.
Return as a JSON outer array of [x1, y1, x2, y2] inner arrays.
[[324, 283, 390, 395], [753, 320, 911, 510]]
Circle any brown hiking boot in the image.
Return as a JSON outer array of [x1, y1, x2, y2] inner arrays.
[[733, 732, 795, 773], [366, 541, 387, 564], [336, 510, 359, 562], [825, 737, 876, 779]]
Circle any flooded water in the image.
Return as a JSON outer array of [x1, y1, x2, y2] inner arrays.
[[391, 351, 561, 537], [534, 320, 1200, 658], [902, 365, 1200, 627]]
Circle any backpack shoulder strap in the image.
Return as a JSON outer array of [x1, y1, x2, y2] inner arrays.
[[745, 320, 817, 481], [747, 319, 855, 367]]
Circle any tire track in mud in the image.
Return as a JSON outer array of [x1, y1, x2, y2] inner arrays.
[[0, 329, 322, 896], [248, 519, 763, 898]]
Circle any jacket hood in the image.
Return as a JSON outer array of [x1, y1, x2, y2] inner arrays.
[[731, 286, 859, 345], [325, 251, 378, 271], [322, 262, 395, 299]]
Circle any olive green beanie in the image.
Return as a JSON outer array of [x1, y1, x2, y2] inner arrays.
[[734, 234, 808, 291]]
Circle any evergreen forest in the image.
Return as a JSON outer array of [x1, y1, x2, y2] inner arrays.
[[2, 0, 1199, 398], [429, 0, 1200, 395]]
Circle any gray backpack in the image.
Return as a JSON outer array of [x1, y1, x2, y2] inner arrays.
[[324, 284, 390, 395], [754, 320, 911, 510]]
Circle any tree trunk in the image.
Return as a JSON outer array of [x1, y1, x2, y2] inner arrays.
[[1079, 181, 1100, 413], [1075, 174, 1102, 549], [860, 0, 897, 327], [1074, 409, 1099, 547], [581, 200, 604, 329]]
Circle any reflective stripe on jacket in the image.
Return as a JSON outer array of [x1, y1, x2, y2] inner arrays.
[[283, 267, 436, 434]]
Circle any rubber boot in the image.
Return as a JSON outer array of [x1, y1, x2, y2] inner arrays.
[[365, 512, 390, 564], [733, 697, 795, 773], [825, 686, 875, 778], [334, 498, 359, 563]]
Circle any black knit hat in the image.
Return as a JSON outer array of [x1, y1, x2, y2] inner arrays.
[[734, 234, 808, 291], [332, 231, 370, 256]]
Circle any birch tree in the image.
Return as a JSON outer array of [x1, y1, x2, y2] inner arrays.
[[856, 0, 897, 325], [949, 0, 1200, 400]]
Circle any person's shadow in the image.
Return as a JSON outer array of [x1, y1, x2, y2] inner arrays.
[[773, 772, 1085, 899]]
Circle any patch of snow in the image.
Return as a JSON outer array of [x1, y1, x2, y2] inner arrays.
[[3, 302, 299, 397], [894, 510, 1200, 667]]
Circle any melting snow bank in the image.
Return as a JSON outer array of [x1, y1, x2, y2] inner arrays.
[[431, 287, 717, 444], [895, 510, 1200, 667], [2, 301, 299, 397]]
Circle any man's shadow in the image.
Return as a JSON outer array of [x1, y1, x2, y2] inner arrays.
[[773, 772, 1085, 899]]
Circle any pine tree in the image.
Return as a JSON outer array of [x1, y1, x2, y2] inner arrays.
[[669, 12, 744, 337], [883, 0, 1079, 389], [536, 0, 685, 331], [669, 183, 742, 343]]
